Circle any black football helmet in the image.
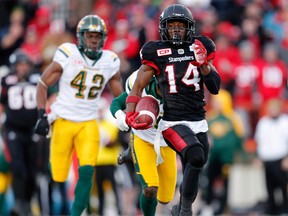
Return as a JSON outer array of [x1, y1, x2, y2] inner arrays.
[[159, 4, 195, 45], [9, 49, 32, 66], [76, 15, 107, 60], [9, 49, 32, 80]]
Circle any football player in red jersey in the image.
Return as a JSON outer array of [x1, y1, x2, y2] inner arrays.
[[125, 4, 221, 216]]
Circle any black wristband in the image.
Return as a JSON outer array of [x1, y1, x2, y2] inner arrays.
[[38, 109, 46, 118]]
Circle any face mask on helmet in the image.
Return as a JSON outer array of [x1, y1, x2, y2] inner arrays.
[[9, 49, 32, 80], [159, 4, 195, 45], [76, 15, 107, 60]]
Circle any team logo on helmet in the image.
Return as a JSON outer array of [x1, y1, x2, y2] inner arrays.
[[76, 15, 107, 60]]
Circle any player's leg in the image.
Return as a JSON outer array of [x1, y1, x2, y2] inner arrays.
[[132, 134, 158, 216], [117, 144, 133, 165], [106, 165, 122, 215], [95, 165, 105, 215], [50, 118, 75, 214], [24, 132, 38, 212], [0, 150, 11, 215], [50, 118, 75, 182], [163, 125, 209, 215], [118, 132, 133, 165], [4, 129, 32, 215], [157, 146, 177, 204], [179, 132, 209, 215], [73, 119, 100, 216]]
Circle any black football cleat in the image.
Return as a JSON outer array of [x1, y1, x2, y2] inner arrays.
[[179, 209, 193, 216], [171, 204, 180, 216], [171, 204, 192, 216], [117, 146, 133, 165]]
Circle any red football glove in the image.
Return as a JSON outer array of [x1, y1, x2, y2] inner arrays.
[[192, 39, 208, 67], [125, 112, 152, 130]]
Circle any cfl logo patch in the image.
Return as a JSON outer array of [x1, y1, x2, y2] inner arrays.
[[157, 48, 172, 56]]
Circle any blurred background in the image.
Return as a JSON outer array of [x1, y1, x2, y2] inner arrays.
[[0, 0, 288, 215]]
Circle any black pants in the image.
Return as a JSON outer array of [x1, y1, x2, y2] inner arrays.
[[205, 159, 229, 214], [4, 127, 37, 213], [264, 159, 288, 215], [95, 165, 122, 215]]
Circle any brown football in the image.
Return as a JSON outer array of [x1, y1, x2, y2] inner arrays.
[[135, 96, 159, 126]]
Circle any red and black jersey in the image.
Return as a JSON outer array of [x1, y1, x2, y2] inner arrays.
[[140, 35, 220, 121], [0, 72, 41, 130]]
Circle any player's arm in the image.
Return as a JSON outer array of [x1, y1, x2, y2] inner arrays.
[[0, 76, 8, 130], [125, 64, 155, 130], [0, 78, 7, 126], [108, 71, 124, 98], [35, 61, 62, 136], [200, 62, 221, 95], [193, 36, 221, 94], [107, 71, 128, 131], [110, 92, 128, 117], [110, 92, 129, 132], [0, 104, 4, 128], [126, 64, 155, 112], [37, 61, 63, 110]]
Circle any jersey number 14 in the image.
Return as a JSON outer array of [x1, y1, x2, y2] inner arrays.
[[165, 63, 201, 93]]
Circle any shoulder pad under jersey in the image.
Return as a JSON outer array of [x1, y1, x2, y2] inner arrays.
[[140, 40, 163, 62], [53, 43, 76, 69], [56, 42, 75, 58], [102, 50, 120, 63], [125, 70, 138, 94], [101, 50, 120, 70]]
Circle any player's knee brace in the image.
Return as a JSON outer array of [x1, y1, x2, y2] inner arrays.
[[185, 145, 205, 168], [143, 186, 158, 199]]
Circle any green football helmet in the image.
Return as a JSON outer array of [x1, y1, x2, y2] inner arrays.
[[76, 15, 107, 60]]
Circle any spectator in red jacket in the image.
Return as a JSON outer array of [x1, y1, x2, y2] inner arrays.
[[233, 40, 262, 138], [257, 42, 287, 106]]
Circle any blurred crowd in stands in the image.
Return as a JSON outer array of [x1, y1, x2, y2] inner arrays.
[[1, 0, 287, 106], [0, 0, 288, 215]]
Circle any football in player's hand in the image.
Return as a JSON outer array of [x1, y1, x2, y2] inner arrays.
[[135, 96, 160, 127]]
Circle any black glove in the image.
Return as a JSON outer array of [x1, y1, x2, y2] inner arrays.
[[34, 109, 49, 136]]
